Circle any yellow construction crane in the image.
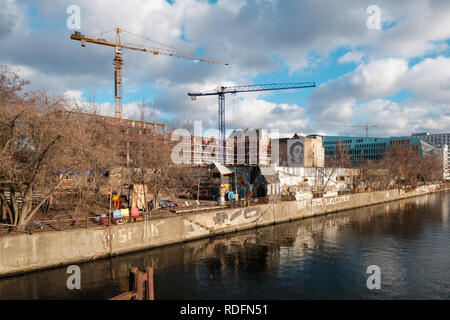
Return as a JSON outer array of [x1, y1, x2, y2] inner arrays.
[[70, 27, 228, 118]]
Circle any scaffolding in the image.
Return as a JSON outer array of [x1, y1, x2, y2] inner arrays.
[[175, 132, 272, 166], [85, 113, 167, 166]]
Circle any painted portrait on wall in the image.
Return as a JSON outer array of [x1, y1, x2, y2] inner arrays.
[[287, 138, 304, 167]]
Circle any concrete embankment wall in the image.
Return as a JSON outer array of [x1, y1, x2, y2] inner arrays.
[[0, 184, 447, 277]]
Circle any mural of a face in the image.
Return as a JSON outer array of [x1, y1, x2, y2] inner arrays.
[[290, 142, 304, 165]]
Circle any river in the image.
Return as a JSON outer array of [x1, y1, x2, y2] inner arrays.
[[1, 191, 449, 299]]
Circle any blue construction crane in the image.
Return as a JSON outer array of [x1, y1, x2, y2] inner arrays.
[[187, 82, 316, 163]]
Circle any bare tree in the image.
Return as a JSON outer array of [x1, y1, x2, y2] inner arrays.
[[0, 65, 29, 109], [358, 160, 391, 191], [371, 143, 443, 189], [0, 67, 116, 227], [125, 124, 213, 209], [325, 140, 351, 168], [379, 144, 422, 188], [124, 126, 180, 209], [418, 153, 443, 183], [318, 140, 352, 191]]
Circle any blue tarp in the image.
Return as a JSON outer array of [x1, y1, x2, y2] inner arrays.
[[113, 209, 122, 219]]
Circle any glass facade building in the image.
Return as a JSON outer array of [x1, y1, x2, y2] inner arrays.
[[322, 136, 423, 167], [411, 133, 450, 180]]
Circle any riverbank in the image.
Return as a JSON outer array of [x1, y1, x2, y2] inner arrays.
[[1, 184, 448, 277]]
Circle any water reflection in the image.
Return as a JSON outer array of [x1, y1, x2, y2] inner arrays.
[[0, 191, 449, 299], [441, 195, 448, 226]]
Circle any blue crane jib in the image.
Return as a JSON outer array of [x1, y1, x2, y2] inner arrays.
[[187, 82, 316, 97]]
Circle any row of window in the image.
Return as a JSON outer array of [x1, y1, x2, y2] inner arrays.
[[355, 143, 386, 149], [324, 143, 386, 150], [351, 155, 383, 161], [323, 139, 353, 145], [390, 139, 411, 145], [348, 149, 383, 155], [323, 139, 385, 147]]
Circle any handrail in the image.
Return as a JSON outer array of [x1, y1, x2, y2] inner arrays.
[[1, 183, 449, 237]]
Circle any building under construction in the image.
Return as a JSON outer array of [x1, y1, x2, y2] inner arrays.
[[174, 129, 271, 166], [85, 113, 167, 166], [226, 129, 272, 165]]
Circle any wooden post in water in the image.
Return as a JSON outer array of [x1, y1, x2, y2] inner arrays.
[[129, 267, 138, 292], [111, 266, 154, 300], [137, 272, 145, 300], [146, 267, 154, 300]]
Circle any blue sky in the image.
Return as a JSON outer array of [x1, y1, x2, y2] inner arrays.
[[1, 0, 449, 137]]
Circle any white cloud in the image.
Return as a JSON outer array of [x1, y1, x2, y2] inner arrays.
[[63, 89, 83, 101], [351, 58, 408, 97], [307, 58, 408, 125], [338, 51, 365, 64], [404, 56, 450, 104], [307, 56, 450, 136], [1, 0, 449, 138], [369, 0, 450, 59], [227, 97, 310, 132]]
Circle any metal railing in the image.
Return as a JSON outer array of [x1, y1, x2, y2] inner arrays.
[[0, 216, 106, 236], [2, 183, 449, 237]]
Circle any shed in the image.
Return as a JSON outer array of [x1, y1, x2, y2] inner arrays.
[[255, 166, 281, 197]]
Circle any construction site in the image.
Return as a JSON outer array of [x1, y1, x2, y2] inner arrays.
[[0, 25, 447, 237], [1, 1, 450, 305], [0, 23, 448, 287]]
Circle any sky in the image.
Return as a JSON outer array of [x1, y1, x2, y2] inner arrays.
[[0, 0, 449, 138]]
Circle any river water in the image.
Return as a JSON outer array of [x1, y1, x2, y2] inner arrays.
[[1, 191, 449, 300]]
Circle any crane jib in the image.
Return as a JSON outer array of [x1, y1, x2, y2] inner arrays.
[[187, 82, 316, 96]]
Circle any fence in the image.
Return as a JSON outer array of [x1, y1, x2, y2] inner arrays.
[[2, 192, 44, 209], [0, 215, 106, 237]]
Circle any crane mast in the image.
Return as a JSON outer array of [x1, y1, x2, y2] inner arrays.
[[113, 28, 123, 118], [188, 82, 316, 164]]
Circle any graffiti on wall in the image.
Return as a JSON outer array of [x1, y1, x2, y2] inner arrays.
[[287, 138, 305, 167], [297, 195, 350, 210], [213, 207, 262, 225]]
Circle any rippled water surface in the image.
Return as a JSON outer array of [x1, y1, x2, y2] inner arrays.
[[1, 192, 449, 299]]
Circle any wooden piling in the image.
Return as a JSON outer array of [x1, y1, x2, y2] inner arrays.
[[146, 267, 154, 300], [110, 266, 155, 300]]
